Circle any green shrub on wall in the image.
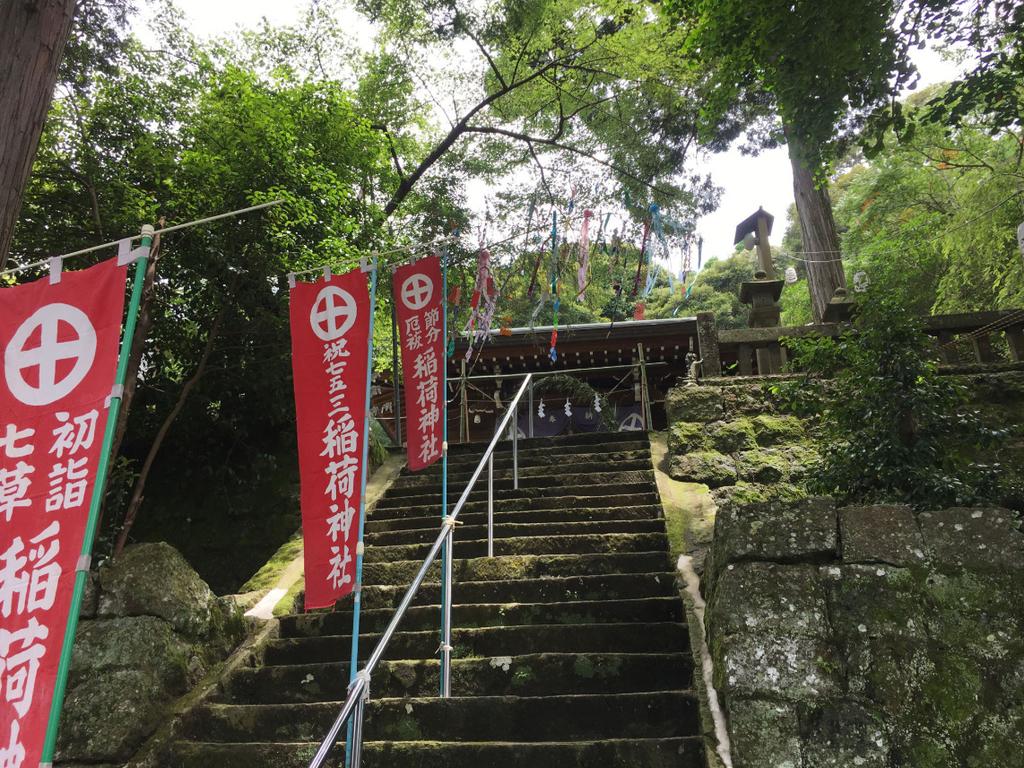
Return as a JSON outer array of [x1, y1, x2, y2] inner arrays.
[[769, 295, 1009, 508]]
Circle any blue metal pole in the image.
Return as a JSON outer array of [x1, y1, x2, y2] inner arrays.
[[346, 263, 378, 768], [439, 250, 450, 695]]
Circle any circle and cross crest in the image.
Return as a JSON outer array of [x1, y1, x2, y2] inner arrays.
[[400, 273, 434, 312], [4, 303, 97, 406], [310, 286, 357, 342]]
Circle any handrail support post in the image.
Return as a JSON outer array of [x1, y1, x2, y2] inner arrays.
[[511, 400, 518, 490], [487, 453, 495, 556]]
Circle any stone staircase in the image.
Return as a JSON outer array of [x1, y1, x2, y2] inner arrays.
[[167, 431, 703, 767]]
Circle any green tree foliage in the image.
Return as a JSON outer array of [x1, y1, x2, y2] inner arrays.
[[773, 295, 1006, 508]]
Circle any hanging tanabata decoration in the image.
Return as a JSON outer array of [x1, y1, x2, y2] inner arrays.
[[564, 398, 572, 417], [576, 209, 593, 298], [394, 254, 444, 471], [785, 266, 799, 285], [537, 399, 546, 418], [549, 211, 560, 361], [289, 266, 372, 610], [1, 256, 129, 765], [634, 302, 646, 321], [633, 214, 651, 297]]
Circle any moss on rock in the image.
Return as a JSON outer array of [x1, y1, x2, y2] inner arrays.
[[751, 414, 806, 446], [668, 421, 708, 455], [709, 419, 758, 453], [668, 451, 736, 488]]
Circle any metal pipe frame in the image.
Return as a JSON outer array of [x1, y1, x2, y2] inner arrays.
[[307, 373, 533, 768]]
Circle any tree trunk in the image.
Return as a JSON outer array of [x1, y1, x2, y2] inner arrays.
[[786, 129, 847, 323], [112, 301, 227, 557], [0, 0, 78, 271]]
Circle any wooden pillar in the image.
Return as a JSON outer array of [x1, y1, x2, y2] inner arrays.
[[738, 344, 753, 376], [937, 330, 960, 365], [1006, 327, 1024, 362], [971, 333, 995, 364], [755, 344, 782, 375], [696, 312, 722, 377]]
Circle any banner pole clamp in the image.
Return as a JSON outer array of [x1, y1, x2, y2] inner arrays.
[[360, 257, 377, 273], [48, 257, 63, 284], [75, 554, 92, 574], [323, 265, 332, 281], [287, 272, 297, 289], [105, 383, 125, 408]]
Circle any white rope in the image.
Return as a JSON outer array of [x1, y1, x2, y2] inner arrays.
[[1, 200, 285, 278]]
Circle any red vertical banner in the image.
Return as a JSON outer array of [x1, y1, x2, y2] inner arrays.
[[393, 255, 443, 471], [0, 257, 127, 765], [289, 268, 370, 611]]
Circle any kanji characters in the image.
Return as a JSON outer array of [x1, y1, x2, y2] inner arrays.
[[46, 457, 88, 512], [0, 721, 24, 768], [327, 544, 353, 590], [0, 425, 34, 460], [326, 501, 356, 543], [322, 338, 350, 363], [0, 463, 33, 523], [413, 348, 437, 380], [320, 412, 357, 459], [418, 433, 439, 465], [0, 617, 49, 718], [49, 409, 98, 459], [418, 405, 440, 433], [0, 522, 61, 619], [423, 307, 441, 343], [324, 455, 360, 501], [416, 378, 438, 408], [404, 317, 423, 350]]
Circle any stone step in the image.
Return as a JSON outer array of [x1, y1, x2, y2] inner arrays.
[[352, 571, 680, 612], [281, 596, 683, 638], [372, 477, 658, 511], [362, 551, 675, 587], [365, 505, 664, 533], [168, 736, 705, 768], [217, 652, 695, 703], [181, 691, 700, 744], [262, 622, 690, 666], [390, 456, 654, 492], [363, 532, 668, 563], [370, 487, 662, 517], [441, 430, 650, 458], [366, 517, 665, 547]]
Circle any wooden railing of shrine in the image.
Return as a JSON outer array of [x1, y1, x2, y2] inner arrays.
[[695, 309, 1024, 377]]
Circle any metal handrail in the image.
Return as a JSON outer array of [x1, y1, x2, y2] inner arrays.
[[307, 373, 533, 768]]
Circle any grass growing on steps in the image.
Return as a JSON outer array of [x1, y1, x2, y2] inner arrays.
[[239, 533, 303, 594]]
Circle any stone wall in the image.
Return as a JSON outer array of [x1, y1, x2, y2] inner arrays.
[[704, 497, 1024, 766], [57, 543, 245, 766]]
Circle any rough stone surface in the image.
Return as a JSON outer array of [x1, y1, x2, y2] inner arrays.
[[710, 496, 837, 585], [665, 385, 724, 423], [705, 500, 1024, 767], [839, 505, 927, 566], [709, 419, 759, 453], [668, 450, 736, 488], [59, 543, 246, 765], [710, 482, 809, 509], [751, 414, 806, 446], [735, 448, 791, 484], [99, 541, 215, 636], [918, 506, 1024, 572], [728, 698, 801, 768], [667, 421, 708, 454]]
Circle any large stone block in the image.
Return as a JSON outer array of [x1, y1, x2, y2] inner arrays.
[[918, 507, 1024, 572], [665, 385, 724, 423], [709, 419, 758, 453], [667, 421, 709, 454], [799, 700, 888, 768], [669, 450, 736, 487], [710, 496, 837, 582], [728, 698, 802, 768], [839, 505, 927, 567], [71, 616, 193, 690], [736, 448, 791, 484], [751, 414, 806, 446], [99, 541, 215, 636], [708, 563, 838, 701]]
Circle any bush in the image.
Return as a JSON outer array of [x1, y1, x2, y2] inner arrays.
[[768, 295, 1005, 508]]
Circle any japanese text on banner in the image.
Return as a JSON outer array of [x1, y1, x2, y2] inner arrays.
[[393, 255, 444, 472], [289, 269, 370, 610], [0, 258, 127, 766]]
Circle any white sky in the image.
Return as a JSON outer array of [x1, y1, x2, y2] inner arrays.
[[138, 1, 967, 264]]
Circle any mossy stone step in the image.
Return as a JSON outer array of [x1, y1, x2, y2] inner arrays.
[[372, 478, 657, 511], [366, 505, 664, 533], [262, 622, 690, 665], [391, 456, 654, 491], [365, 517, 666, 548], [353, 572, 679, 612], [282, 596, 683, 637], [182, 691, 700, 743], [363, 532, 668, 564], [370, 492, 663, 520], [168, 736, 705, 768], [388, 469, 657, 498], [217, 652, 695, 704], [362, 551, 675, 586], [371, 486, 661, 515]]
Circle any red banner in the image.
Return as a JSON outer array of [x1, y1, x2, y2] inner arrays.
[[289, 268, 370, 610], [393, 256, 443, 471], [0, 257, 127, 765]]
